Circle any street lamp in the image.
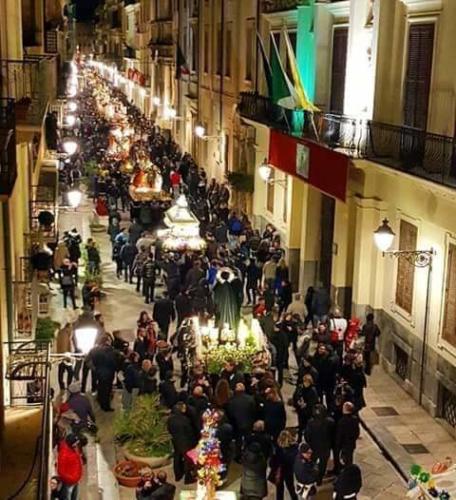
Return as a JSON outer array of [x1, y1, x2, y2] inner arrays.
[[152, 96, 161, 106], [164, 106, 177, 119], [65, 114, 76, 127], [67, 187, 82, 208], [67, 101, 78, 112], [73, 309, 100, 355], [373, 219, 396, 253], [62, 139, 78, 156], [373, 219, 435, 406], [258, 159, 272, 182], [195, 125, 205, 138]]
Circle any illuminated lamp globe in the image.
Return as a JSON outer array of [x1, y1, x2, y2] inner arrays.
[[73, 309, 100, 355], [164, 107, 177, 119], [195, 125, 205, 138], [63, 139, 78, 156], [152, 96, 161, 106], [374, 218, 395, 252], [68, 101, 77, 112], [258, 160, 272, 182], [65, 115, 76, 127], [67, 188, 82, 208]]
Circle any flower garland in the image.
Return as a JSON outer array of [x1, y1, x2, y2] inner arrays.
[[408, 464, 451, 500], [196, 410, 225, 500]]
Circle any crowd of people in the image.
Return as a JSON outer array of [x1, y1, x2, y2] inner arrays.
[[50, 62, 383, 500]]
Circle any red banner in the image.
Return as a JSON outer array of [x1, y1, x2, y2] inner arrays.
[[268, 129, 349, 202]]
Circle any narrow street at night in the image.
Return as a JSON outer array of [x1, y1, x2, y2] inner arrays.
[[1, 1, 456, 500]]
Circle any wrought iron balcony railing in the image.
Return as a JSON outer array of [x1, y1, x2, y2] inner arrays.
[[0, 56, 57, 127], [238, 92, 456, 189], [0, 98, 17, 196]]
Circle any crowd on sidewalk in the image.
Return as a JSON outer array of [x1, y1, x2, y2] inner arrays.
[[50, 63, 383, 500]]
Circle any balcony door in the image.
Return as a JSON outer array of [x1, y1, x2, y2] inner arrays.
[[403, 23, 434, 130], [329, 26, 348, 114]]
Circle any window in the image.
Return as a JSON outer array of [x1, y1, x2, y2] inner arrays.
[[395, 220, 417, 314], [224, 23, 232, 77], [330, 26, 348, 114], [190, 24, 198, 72], [216, 23, 222, 75], [204, 25, 209, 73], [245, 19, 255, 81], [267, 170, 275, 213], [403, 23, 435, 129], [442, 243, 456, 348]]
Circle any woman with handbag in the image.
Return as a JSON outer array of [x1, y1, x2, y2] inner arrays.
[[271, 430, 298, 500]]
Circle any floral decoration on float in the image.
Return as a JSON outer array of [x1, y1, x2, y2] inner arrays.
[[407, 459, 454, 500]]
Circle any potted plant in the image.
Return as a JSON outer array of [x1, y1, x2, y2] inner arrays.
[[35, 317, 60, 341], [113, 460, 141, 488], [113, 394, 172, 468]]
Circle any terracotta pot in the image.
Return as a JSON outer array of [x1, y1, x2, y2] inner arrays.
[[122, 447, 171, 469], [113, 460, 141, 488]]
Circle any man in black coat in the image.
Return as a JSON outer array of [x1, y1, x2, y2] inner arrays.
[[334, 402, 360, 474], [153, 291, 176, 340], [245, 420, 273, 461], [167, 402, 199, 483], [311, 343, 338, 408], [120, 240, 138, 283], [91, 338, 118, 411], [174, 289, 192, 327], [305, 404, 335, 484], [187, 385, 209, 428], [226, 382, 258, 460], [159, 371, 178, 409]]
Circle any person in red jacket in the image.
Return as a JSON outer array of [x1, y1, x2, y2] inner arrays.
[[170, 170, 182, 198], [57, 434, 83, 499]]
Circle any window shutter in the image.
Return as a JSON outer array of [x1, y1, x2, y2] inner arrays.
[[395, 220, 417, 314], [330, 27, 348, 114], [443, 244, 456, 348], [403, 23, 435, 129]]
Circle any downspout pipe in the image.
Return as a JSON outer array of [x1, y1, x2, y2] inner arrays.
[[2, 201, 14, 346]]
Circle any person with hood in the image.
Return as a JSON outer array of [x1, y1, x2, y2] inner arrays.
[[167, 402, 199, 483], [271, 430, 299, 500], [240, 441, 268, 499], [305, 404, 335, 484], [333, 463, 362, 500], [57, 434, 83, 499]]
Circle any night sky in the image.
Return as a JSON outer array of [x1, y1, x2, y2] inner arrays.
[[74, 0, 100, 21]]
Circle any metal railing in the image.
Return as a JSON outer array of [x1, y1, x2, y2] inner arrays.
[[0, 56, 57, 126], [0, 97, 17, 196], [5, 340, 53, 499], [238, 92, 456, 189]]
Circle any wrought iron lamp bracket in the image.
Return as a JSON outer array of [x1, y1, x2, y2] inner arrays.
[[383, 249, 435, 268]]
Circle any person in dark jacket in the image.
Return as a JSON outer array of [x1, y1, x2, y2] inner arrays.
[[305, 404, 335, 484], [333, 463, 362, 500], [246, 259, 261, 305], [187, 385, 210, 427], [227, 382, 258, 460], [153, 292, 176, 340], [245, 420, 273, 461], [311, 343, 338, 408], [156, 347, 174, 381], [271, 325, 289, 387], [240, 441, 267, 499], [294, 443, 318, 499], [311, 286, 331, 325], [272, 430, 299, 500], [304, 286, 315, 326], [278, 279, 293, 315], [138, 359, 158, 395], [184, 260, 205, 290], [122, 352, 141, 410], [167, 402, 199, 483], [91, 338, 118, 411], [159, 371, 178, 409], [334, 402, 360, 474], [293, 374, 320, 441], [142, 256, 157, 304], [66, 383, 96, 425], [361, 313, 381, 375], [149, 471, 176, 499], [262, 388, 286, 443], [60, 263, 77, 309], [128, 218, 143, 246], [120, 240, 138, 283], [174, 289, 192, 327]]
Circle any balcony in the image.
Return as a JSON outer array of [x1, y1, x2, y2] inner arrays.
[[0, 98, 17, 197], [238, 92, 456, 189], [0, 56, 57, 129]]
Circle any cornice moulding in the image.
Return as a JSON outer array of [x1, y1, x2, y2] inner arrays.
[[401, 0, 443, 14]]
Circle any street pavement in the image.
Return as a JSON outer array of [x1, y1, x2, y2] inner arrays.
[[48, 197, 409, 499]]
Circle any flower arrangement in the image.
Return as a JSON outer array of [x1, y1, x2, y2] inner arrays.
[[196, 410, 225, 500], [407, 463, 451, 500], [206, 342, 258, 375]]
